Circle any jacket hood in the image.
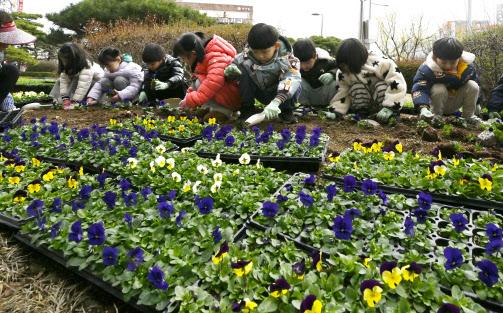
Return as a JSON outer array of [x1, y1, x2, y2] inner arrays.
[[316, 47, 331, 60], [205, 35, 236, 58], [426, 51, 476, 72]]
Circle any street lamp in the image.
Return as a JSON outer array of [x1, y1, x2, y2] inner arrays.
[[312, 13, 323, 37]]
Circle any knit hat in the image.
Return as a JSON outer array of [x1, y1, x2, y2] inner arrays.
[[0, 21, 37, 45]]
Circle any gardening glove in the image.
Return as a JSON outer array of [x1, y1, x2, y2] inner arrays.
[[489, 111, 501, 119], [323, 111, 338, 120], [263, 100, 281, 119], [420, 107, 434, 121], [110, 91, 120, 103], [224, 65, 241, 78], [376, 108, 394, 123], [475, 104, 481, 115], [138, 91, 147, 103], [155, 81, 170, 90], [318, 73, 335, 85], [179, 99, 190, 111]]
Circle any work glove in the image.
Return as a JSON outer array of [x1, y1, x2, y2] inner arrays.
[[376, 108, 394, 123], [318, 73, 335, 85], [179, 99, 190, 111], [489, 111, 501, 119], [263, 100, 281, 119], [475, 104, 481, 115], [138, 91, 147, 103], [155, 81, 170, 90], [419, 107, 434, 121], [224, 65, 242, 78]]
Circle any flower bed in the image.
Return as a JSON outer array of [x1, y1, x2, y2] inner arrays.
[[12, 91, 52, 105], [249, 173, 503, 310], [324, 140, 503, 206], [192, 125, 329, 171]]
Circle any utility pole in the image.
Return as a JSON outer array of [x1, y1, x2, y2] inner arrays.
[[467, 0, 472, 34]]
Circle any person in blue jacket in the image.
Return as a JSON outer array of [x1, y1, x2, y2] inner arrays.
[[412, 37, 483, 125], [486, 75, 503, 119]]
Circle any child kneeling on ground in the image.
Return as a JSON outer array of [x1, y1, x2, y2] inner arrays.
[[225, 23, 302, 124], [292, 38, 338, 114], [174, 32, 241, 122], [483, 74, 503, 120], [50, 42, 104, 110], [412, 37, 483, 125], [139, 44, 187, 105], [328, 38, 406, 124], [86, 47, 143, 105]]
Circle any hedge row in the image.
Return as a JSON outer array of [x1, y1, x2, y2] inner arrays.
[[19, 72, 58, 78]]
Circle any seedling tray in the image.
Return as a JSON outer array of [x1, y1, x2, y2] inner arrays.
[[158, 134, 202, 148], [14, 232, 170, 313], [0, 211, 36, 229], [321, 174, 503, 212], [0, 109, 24, 127]]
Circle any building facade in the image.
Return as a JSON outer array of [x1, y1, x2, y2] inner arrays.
[[173, 0, 253, 24]]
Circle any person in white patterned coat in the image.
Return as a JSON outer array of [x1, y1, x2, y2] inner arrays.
[[87, 47, 144, 105], [328, 38, 406, 124], [50, 42, 104, 110]]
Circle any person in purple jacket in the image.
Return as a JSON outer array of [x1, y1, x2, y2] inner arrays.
[[86, 47, 144, 105]]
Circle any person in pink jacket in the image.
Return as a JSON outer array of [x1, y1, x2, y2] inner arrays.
[[173, 32, 240, 122], [87, 47, 144, 105]]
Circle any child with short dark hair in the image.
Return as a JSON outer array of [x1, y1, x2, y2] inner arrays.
[[412, 37, 483, 125], [86, 47, 143, 104], [173, 32, 240, 122], [50, 42, 104, 109], [225, 23, 302, 124], [486, 74, 503, 119], [328, 38, 406, 123], [292, 39, 338, 111], [140, 43, 187, 104]]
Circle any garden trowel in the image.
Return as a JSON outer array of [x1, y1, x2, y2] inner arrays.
[[244, 112, 266, 127]]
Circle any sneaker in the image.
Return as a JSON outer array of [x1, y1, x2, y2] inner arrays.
[[294, 104, 312, 116], [278, 111, 298, 124], [466, 115, 482, 126]]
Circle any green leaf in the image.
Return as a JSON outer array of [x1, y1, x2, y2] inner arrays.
[[451, 285, 463, 301], [395, 284, 407, 298], [463, 270, 478, 281], [398, 298, 411, 313], [257, 297, 278, 312]]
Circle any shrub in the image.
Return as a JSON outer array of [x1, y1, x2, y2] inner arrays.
[[27, 60, 58, 73], [396, 60, 424, 94], [19, 72, 58, 78], [81, 16, 252, 65]]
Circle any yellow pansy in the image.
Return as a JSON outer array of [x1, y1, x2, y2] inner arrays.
[[354, 161, 358, 170], [354, 141, 362, 151], [383, 151, 395, 161], [305, 300, 322, 313], [13, 196, 26, 203], [167, 116, 175, 122], [79, 167, 84, 176], [212, 252, 227, 265], [242, 299, 257, 313], [382, 267, 402, 289], [179, 125, 185, 132], [233, 169, 239, 176], [363, 258, 371, 268], [180, 116, 187, 121], [110, 119, 117, 125], [43, 171, 54, 181], [68, 177, 78, 189], [329, 153, 340, 162], [363, 286, 383, 308], [27, 183, 41, 193], [193, 117, 199, 123], [32, 158, 40, 166], [492, 164, 498, 172], [9, 176, 20, 184], [15, 165, 25, 172], [208, 118, 216, 125], [479, 177, 492, 191], [453, 157, 459, 166], [401, 265, 419, 282], [395, 143, 403, 153], [233, 261, 253, 277]]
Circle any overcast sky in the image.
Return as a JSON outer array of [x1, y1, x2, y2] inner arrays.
[[20, 0, 503, 40]]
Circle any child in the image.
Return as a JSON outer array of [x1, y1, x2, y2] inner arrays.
[[0, 10, 36, 111], [87, 47, 143, 105], [140, 43, 187, 104], [412, 37, 483, 125], [49, 42, 104, 109], [482, 74, 503, 120], [329, 38, 406, 124], [292, 39, 338, 111], [225, 23, 302, 124], [173, 32, 240, 122]]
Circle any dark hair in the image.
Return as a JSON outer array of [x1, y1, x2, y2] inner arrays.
[[336, 38, 368, 74], [247, 23, 279, 50], [292, 39, 317, 62], [0, 10, 14, 25], [432, 37, 463, 60], [172, 32, 206, 71], [142, 44, 166, 63], [57, 42, 91, 75], [98, 47, 121, 65]]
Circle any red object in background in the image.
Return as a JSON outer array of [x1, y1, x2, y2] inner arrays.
[[17, 0, 23, 12]]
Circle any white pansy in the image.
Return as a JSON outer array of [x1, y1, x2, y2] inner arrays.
[[192, 180, 202, 193], [127, 158, 138, 168], [212, 157, 222, 167], [166, 158, 175, 170], [156, 145, 166, 153], [149, 161, 156, 172], [256, 158, 263, 169], [233, 169, 239, 176], [181, 147, 189, 153], [213, 173, 223, 182], [172, 172, 181, 182], [210, 181, 222, 193], [197, 165, 208, 174], [239, 153, 251, 165], [155, 156, 166, 167]]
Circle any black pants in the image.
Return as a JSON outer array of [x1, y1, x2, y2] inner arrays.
[[238, 68, 300, 114], [0, 64, 19, 105], [144, 79, 187, 103]]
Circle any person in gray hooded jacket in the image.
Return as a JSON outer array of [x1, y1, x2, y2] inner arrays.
[[225, 23, 302, 124]]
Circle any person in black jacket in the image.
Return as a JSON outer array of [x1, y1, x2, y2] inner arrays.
[[292, 39, 338, 111], [140, 44, 187, 104], [486, 75, 503, 119]]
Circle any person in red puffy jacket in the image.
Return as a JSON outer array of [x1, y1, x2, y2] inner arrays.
[[173, 32, 241, 122]]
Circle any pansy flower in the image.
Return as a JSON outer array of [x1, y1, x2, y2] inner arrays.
[[231, 298, 257, 312], [72, 201, 85, 213], [362, 179, 378, 195], [303, 174, 315, 185], [292, 259, 305, 279], [353, 139, 362, 150], [479, 174, 493, 191], [477, 260, 499, 287], [433, 160, 447, 176], [450, 213, 467, 232], [239, 153, 250, 165], [79, 185, 93, 201], [382, 265, 402, 289], [27, 180, 41, 193], [328, 151, 340, 162], [69, 220, 83, 243], [281, 129, 291, 142], [444, 247, 463, 270], [212, 241, 229, 265], [124, 213, 133, 229], [176, 210, 186, 228], [393, 140, 402, 153], [68, 175, 78, 189], [485, 240, 503, 255], [360, 280, 383, 308], [158, 201, 174, 218], [437, 303, 460, 313], [103, 191, 117, 210], [326, 184, 337, 202], [344, 208, 360, 220], [417, 192, 432, 210], [401, 262, 422, 282], [8, 173, 20, 185], [311, 250, 322, 272], [127, 247, 144, 271], [343, 175, 357, 192], [51, 198, 61, 213], [298, 191, 314, 207], [361, 142, 373, 154], [262, 201, 279, 217], [198, 196, 214, 214], [225, 135, 235, 147], [88, 222, 106, 246], [359, 254, 371, 268], [300, 294, 322, 313], [269, 278, 290, 298], [231, 260, 253, 276], [123, 193, 137, 207], [382, 147, 395, 160], [103, 247, 119, 266], [414, 208, 428, 223], [27, 200, 44, 217], [433, 147, 442, 160], [405, 217, 415, 237], [212, 226, 222, 243], [50, 221, 62, 238], [13, 190, 27, 203], [147, 266, 169, 290], [309, 136, 320, 148], [486, 223, 502, 242]]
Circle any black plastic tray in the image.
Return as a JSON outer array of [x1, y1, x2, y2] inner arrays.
[[321, 174, 503, 212], [0, 211, 37, 229], [39, 156, 111, 176], [0, 109, 24, 127], [158, 134, 202, 149], [14, 233, 169, 313], [401, 107, 417, 115]]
